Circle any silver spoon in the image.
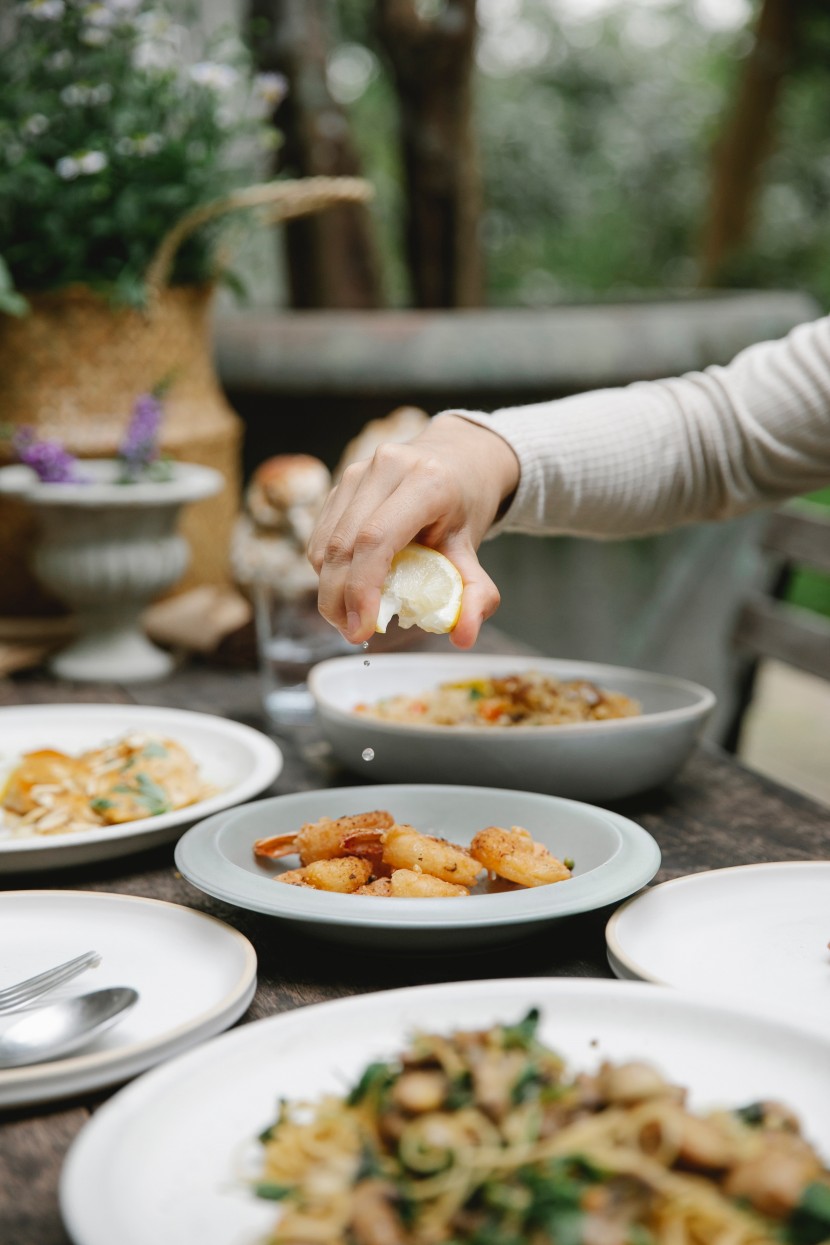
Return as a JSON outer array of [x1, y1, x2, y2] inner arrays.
[[0, 987, 138, 1068]]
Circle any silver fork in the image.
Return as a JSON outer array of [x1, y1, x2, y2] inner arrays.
[[0, 951, 101, 1014]]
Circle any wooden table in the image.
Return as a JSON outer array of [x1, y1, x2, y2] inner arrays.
[[1, 649, 829, 1244]]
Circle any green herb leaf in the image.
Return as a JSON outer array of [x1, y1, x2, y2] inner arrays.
[[252, 1181, 292, 1201], [786, 1182, 830, 1244], [140, 741, 169, 759], [500, 1008, 541, 1050], [89, 797, 114, 812], [347, 1060, 397, 1106]]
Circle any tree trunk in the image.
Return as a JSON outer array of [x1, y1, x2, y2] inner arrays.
[[376, 0, 484, 308], [248, 0, 384, 309], [699, 0, 801, 285]]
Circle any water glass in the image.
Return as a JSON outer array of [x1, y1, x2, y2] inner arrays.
[[255, 585, 349, 727]]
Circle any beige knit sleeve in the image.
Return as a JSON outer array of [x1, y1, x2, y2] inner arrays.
[[447, 314, 830, 539]]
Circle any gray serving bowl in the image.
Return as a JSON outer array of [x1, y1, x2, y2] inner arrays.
[[309, 654, 716, 802]]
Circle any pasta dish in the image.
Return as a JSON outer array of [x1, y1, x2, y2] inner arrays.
[[0, 733, 213, 837], [254, 1010, 830, 1244], [355, 671, 641, 727]]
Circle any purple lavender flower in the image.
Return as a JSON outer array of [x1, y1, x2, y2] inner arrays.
[[13, 427, 85, 483], [118, 391, 165, 481]]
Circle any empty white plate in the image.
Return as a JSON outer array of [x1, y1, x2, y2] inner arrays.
[[0, 890, 257, 1107], [60, 976, 830, 1245], [606, 861, 830, 1037]]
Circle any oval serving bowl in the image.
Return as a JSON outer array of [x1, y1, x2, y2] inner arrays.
[[174, 782, 661, 950], [309, 654, 715, 801]]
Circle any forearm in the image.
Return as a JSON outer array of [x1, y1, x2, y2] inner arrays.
[[449, 314, 830, 539]]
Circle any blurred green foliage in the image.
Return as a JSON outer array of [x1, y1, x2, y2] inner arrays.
[[329, 0, 830, 310], [328, 0, 830, 615]]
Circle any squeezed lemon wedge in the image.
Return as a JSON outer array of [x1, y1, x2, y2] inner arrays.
[[375, 543, 464, 635]]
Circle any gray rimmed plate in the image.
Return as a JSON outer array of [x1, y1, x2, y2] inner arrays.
[[174, 783, 660, 949]]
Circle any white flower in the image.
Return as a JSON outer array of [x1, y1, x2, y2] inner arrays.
[[61, 84, 90, 106], [80, 26, 111, 46], [56, 156, 80, 180], [22, 114, 50, 138], [82, 3, 119, 28], [189, 62, 238, 92], [89, 84, 113, 104], [134, 133, 163, 156], [56, 150, 108, 179], [132, 11, 185, 72], [78, 150, 108, 174], [24, 0, 65, 19], [253, 72, 288, 109], [47, 50, 72, 71]]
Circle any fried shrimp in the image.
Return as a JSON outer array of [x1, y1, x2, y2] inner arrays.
[[253, 809, 573, 898], [253, 810, 394, 864], [388, 869, 470, 897], [356, 870, 468, 897], [346, 823, 482, 888], [470, 825, 572, 887], [275, 857, 373, 893]]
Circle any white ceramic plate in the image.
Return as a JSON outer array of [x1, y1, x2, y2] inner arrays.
[[0, 704, 282, 871], [309, 654, 715, 801], [60, 976, 830, 1245], [0, 890, 257, 1108], [175, 783, 661, 949], [606, 861, 830, 1038]]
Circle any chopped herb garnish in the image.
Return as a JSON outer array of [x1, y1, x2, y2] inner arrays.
[[134, 772, 172, 816], [734, 1101, 765, 1127], [252, 1181, 292, 1201], [347, 1061, 397, 1106], [500, 1008, 541, 1050], [89, 797, 114, 812], [786, 1182, 830, 1244], [563, 857, 574, 871], [141, 741, 169, 759]]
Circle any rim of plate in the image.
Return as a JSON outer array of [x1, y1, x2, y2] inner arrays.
[[175, 784, 662, 930], [0, 891, 257, 1092], [309, 654, 716, 736], [0, 704, 282, 856], [605, 860, 830, 984]]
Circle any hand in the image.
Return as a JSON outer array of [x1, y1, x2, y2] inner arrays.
[[308, 414, 520, 648]]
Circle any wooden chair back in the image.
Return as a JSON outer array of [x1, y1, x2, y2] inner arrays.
[[733, 501, 830, 682]]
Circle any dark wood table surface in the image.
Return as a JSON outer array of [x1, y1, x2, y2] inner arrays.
[[1, 640, 829, 1244]]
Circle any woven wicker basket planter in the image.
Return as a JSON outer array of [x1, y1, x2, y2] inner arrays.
[[0, 176, 373, 615], [0, 282, 239, 614]]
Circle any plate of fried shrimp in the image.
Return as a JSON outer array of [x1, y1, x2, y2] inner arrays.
[[174, 784, 660, 948], [60, 977, 830, 1245]]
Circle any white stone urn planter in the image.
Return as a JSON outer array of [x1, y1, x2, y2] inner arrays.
[[0, 460, 222, 682]]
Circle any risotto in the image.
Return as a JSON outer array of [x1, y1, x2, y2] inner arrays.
[[354, 671, 641, 727]]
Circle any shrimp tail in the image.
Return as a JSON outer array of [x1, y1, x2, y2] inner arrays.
[[253, 832, 298, 860], [342, 828, 389, 874]]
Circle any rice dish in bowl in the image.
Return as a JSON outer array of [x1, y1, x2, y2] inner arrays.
[[309, 654, 715, 801]]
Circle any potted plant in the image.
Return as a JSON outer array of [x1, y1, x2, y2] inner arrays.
[[0, 393, 225, 681], [0, 0, 371, 613]]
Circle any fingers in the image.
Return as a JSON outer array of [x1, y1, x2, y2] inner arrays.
[[311, 449, 450, 641], [442, 540, 500, 650], [308, 436, 502, 646]]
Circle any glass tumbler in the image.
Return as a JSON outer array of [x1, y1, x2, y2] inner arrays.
[[255, 584, 349, 728]]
